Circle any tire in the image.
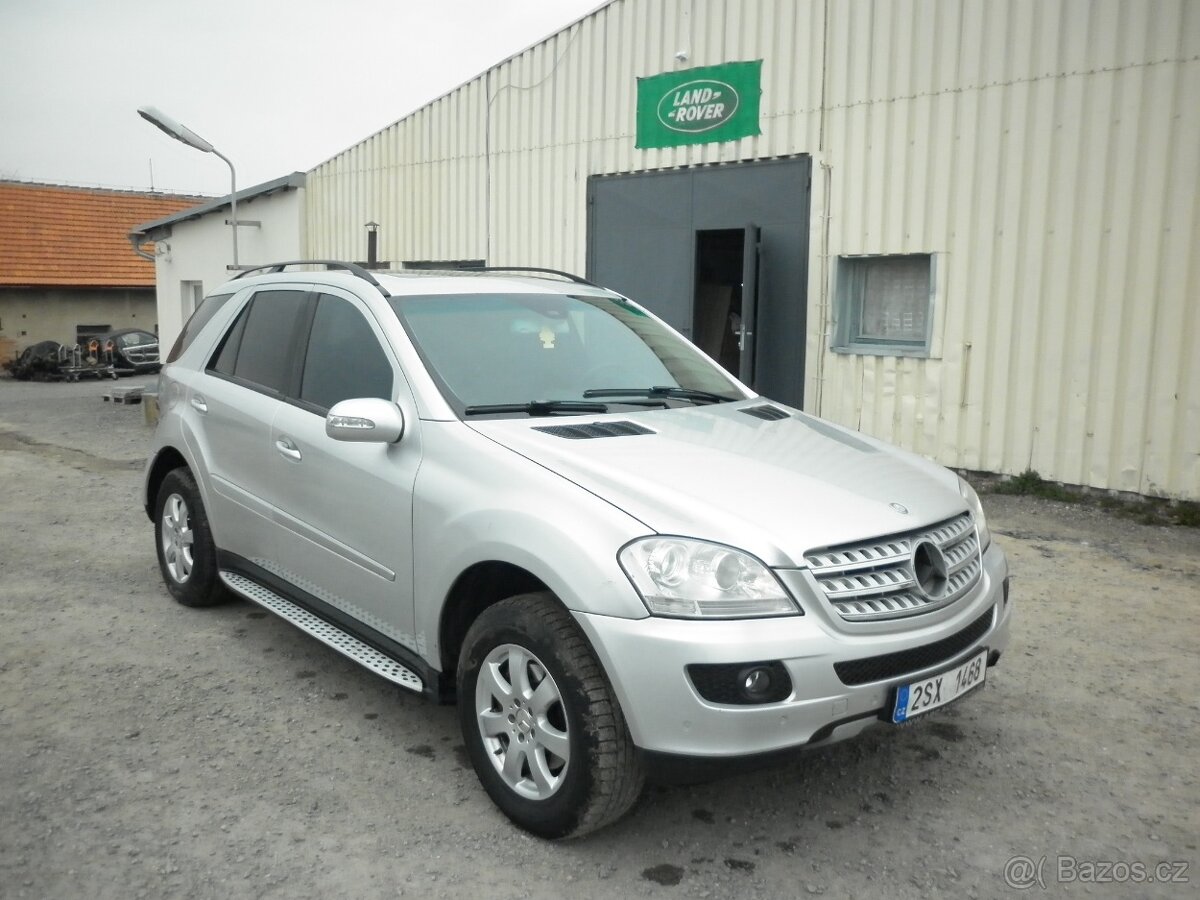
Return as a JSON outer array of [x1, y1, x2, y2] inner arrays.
[[154, 468, 230, 608], [457, 592, 645, 839]]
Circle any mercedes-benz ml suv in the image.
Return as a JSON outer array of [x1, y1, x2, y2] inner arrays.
[[144, 262, 1012, 838]]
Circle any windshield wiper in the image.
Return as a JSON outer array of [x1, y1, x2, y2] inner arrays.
[[582, 385, 737, 404], [463, 400, 610, 417]]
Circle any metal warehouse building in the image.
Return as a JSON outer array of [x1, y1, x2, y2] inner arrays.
[[299, 0, 1197, 499]]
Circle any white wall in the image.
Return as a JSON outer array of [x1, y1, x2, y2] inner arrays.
[[153, 187, 306, 350], [304, 0, 1200, 500]]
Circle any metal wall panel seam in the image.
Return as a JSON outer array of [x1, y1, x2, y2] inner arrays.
[[1162, 62, 1200, 496], [1140, 12, 1199, 495], [1131, 51, 1187, 494], [1076, 63, 1135, 489]]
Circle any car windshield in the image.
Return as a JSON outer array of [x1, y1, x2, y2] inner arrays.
[[389, 292, 744, 416]]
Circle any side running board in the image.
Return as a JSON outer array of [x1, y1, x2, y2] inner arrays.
[[220, 571, 423, 693]]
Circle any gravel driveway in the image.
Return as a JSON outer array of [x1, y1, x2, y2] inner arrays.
[[1, 376, 1196, 899]]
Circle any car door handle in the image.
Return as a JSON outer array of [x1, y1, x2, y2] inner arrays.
[[275, 437, 302, 461], [190, 394, 208, 414]]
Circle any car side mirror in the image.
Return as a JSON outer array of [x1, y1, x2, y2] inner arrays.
[[326, 398, 405, 443]]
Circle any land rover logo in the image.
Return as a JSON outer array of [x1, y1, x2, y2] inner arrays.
[[636, 60, 761, 150], [911, 540, 950, 600], [657, 79, 740, 133]]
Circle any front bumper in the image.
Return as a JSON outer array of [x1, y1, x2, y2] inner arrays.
[[573, 542, 1011, 758]]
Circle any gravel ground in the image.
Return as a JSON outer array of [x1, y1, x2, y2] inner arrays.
[[1, 375, 1197, 899]]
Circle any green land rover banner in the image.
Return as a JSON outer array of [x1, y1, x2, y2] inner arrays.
[[636, 60, 762, 150]]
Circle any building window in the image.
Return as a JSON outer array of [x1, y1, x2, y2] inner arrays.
[[834, 254, 934, 356], [181, 281, 204, 318]]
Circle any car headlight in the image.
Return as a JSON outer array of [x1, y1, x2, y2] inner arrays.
[[958, 476, 991, 552], [618, 537, 800, 618]]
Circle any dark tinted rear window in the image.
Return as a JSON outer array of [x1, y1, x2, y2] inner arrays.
[[208, 290, 308, 394], [166, 293, 233, 363]]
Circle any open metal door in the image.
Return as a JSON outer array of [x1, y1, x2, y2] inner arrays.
[[738, 224, 761, 387], [588, 158, 810, 407]]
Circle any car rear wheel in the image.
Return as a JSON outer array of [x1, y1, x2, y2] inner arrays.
[[457, 592, 644, 838], [154, 468, 229, 608]]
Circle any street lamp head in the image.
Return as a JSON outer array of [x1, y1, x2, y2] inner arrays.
[[137, 105, 238, 268], [137, 106, 215, 154]]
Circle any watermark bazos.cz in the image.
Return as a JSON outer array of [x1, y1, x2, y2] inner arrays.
[[1004, 855, 1190, 890]]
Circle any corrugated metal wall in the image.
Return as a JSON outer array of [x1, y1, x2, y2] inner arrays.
[[306, 0, 826, 271], [306, 0, 1200, 500]]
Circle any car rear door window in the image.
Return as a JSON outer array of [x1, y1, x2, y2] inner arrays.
[[299, 294, 394, 411], [209, 290, 308, 393]]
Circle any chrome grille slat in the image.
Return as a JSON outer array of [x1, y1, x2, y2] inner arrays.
[[822, 570, 918, 599], [804, 513, 983, 621]]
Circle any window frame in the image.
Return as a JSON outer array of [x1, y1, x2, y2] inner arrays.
[[832, 253, 937, 358], [206, 288, 313, 399], [293, 291, 397, 416], [205, 285, 402, 416], [167, 292, 234, 363]]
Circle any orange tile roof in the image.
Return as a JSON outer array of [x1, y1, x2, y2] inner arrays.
[[0, 181, 207, 288]]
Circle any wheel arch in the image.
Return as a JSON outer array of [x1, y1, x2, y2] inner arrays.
[[438, 561, 551, 675], [144, 446, 189, 520]]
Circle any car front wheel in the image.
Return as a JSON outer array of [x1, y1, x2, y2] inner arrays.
[[457, 592, 644, 838]]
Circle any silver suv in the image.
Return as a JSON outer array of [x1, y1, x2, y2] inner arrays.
[[145, 262, 1012, 838]]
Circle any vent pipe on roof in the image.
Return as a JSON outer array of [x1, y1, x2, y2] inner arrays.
[[366, 221, 380, 269]]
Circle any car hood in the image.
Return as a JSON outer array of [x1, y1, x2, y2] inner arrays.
[[467, 402, 966, 567]]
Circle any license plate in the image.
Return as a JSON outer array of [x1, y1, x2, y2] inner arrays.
[[892, 649, 988, 723]]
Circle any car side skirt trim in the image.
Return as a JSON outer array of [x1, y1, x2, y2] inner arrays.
[[217, 551, 450, 702]]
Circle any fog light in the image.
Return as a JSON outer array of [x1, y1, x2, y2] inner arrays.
[[741, 666, 772, 698], [687, 660, 792, 705]]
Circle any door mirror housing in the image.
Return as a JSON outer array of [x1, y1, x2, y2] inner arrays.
[[326, 398, 405, 443]]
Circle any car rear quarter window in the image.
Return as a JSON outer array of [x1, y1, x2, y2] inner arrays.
[[208, 289, 308, 394], [299, 294, 394, 411], [166, 293, 233, 363]]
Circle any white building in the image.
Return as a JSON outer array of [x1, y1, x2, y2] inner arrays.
[[169, 0, 1200, 500], [132, 173, 306, 349]]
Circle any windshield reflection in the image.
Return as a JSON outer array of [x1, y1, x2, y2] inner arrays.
[[390, 292, 744, 416]]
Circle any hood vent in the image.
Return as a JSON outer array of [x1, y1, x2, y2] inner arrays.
[[533, 421, 655, 440], [740, 404, 790, 421]]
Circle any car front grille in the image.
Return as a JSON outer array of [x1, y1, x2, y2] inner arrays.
[[804, 512, 983, 621]]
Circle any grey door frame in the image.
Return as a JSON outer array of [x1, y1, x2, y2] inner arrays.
[[586, 156, 811, 408], [739, 222, 761, 386]]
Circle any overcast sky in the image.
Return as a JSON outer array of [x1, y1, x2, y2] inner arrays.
[[0, 0, 605, 197]]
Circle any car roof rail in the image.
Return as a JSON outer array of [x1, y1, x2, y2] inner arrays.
[[232, 260, 389, 297], [468, 266, 596, 286]]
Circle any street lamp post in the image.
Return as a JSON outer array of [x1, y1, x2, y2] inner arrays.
[[137, 106, 239, 269]]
